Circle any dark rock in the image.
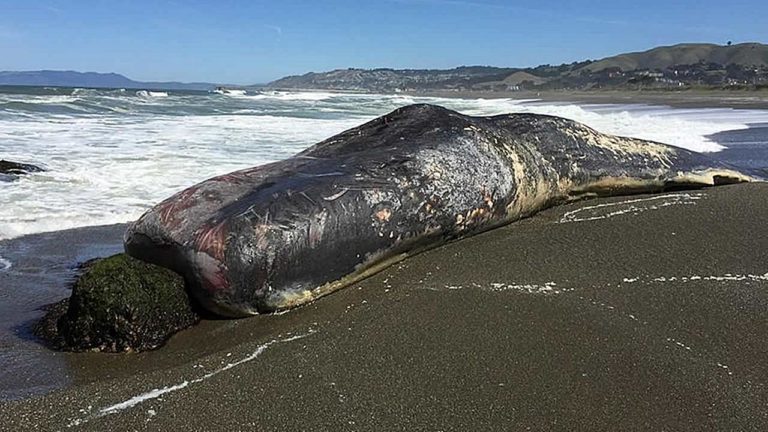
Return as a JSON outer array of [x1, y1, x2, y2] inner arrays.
[[0, 159, 45, 181], [32, 299, 70, 350], [0, 159, 45, 175], [36, 254, 199, 353]]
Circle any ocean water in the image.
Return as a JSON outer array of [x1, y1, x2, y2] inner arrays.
[[2, 86, 768, 401], [2, 87, 768, 244]]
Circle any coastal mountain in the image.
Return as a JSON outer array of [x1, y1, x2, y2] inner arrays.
[[265, 66, 525, 92], [268, 42, 768, 92], [579, 43, 768, 72], [5, 42, 767, 93], [0, 70, 217, 91]]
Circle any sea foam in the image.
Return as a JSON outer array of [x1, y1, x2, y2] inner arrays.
[[1, 90, 767, 240]]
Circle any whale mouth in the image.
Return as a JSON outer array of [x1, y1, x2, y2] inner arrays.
[[124, 230, 253, 318], [671, 168, 758, 187], [567, 169, 756, 199], [712, 173, 754, 185]]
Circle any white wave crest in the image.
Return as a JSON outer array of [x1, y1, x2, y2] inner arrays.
[[246, 91, 337, 101], [0, 114, 365, 240], [135, 90, 169, 98], [213, 88, 247, 96]]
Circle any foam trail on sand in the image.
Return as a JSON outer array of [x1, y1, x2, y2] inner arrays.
[[99, 381, 191, 416], [67, 331, 315, 427], [559, 193, 705, 223], [621, 272, 768, 284]]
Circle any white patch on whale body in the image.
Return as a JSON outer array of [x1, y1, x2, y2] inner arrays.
[[67, 331, 315, 427], [559, 192, 704, 223], [563, 123, 675, 167]]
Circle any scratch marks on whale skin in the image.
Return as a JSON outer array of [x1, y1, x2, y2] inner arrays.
[[561, 122, 675, 168], [66, 330, 316, 428], [559, 192, 704, 223], [322, 187, 349, 201]]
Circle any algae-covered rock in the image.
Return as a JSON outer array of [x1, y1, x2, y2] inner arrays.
[[39, 253, 200, 352]]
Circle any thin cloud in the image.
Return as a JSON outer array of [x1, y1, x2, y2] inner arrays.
[[42, 5, 63, 15], [264, 24, 283, 36]]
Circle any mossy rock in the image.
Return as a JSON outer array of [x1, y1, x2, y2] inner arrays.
[[40, 253, 200, 352]]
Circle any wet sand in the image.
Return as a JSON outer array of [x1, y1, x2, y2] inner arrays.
[[0, 224, 126, 400], [1, 183, 766, 431]]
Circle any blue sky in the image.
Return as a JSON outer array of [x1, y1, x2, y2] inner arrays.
[[0, 0, 766, 84]]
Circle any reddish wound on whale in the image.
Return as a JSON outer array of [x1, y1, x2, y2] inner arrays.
[[158, 185, 201, 228], [199, 259, 230, 295], [194, 221, 229, 262]]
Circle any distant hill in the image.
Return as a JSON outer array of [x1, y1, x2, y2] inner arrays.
[[267, 66, 522, 92], [578, 43, 768, 73], [8, 43, 768, 93], [268, 42, 768, 92], [0, 70, 217, 91]]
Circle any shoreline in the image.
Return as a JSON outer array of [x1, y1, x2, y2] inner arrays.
[[0, 224, 127, 400], [408, 89, 768, 110], [265, 86, 768, 110], [1, 183, 767, 430]]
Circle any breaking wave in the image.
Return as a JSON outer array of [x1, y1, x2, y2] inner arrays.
[[1, 88, 768, 240]]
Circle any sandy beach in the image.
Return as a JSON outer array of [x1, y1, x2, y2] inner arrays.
[[0, 182, 766, 431], [2, 1, 768, 429]]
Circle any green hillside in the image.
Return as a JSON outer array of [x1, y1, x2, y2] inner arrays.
[[267, 42, 768, 92], [578, 43, 768, 73]]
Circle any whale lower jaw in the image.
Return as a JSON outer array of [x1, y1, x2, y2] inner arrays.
[[569, 168, 758, 198]]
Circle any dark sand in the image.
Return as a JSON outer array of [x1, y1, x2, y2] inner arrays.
[[1, 183, 766, 431]]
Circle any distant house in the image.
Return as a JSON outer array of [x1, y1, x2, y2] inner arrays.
[[637, 71, 664, 78]]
